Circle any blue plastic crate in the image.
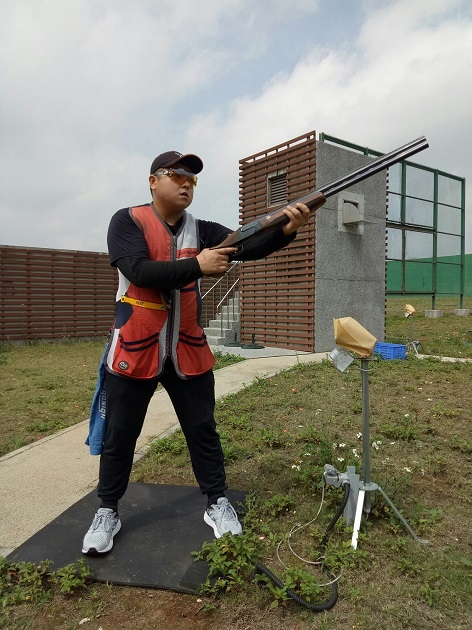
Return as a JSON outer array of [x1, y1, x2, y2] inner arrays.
[[373, 342, 406, 360]]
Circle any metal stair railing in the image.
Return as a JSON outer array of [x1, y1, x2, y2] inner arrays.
[[201, 262, 241, 345]]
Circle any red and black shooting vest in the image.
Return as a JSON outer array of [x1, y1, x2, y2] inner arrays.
[[106, 205, 215, 379]]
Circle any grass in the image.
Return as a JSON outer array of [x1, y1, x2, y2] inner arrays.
[[0, 341, 244, 458], [384, 296, 472, 358], [1, 300, 471, 629]]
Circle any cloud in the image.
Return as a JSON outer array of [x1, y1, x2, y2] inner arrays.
[[185, 0, 472, 244], [0, 1, 244, 250], [0, 0, 470, 252]]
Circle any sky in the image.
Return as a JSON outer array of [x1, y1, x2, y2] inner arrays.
[[1, 0, 471, 253]]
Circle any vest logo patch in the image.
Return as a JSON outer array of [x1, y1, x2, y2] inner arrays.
[[118, 361, 129, 370]]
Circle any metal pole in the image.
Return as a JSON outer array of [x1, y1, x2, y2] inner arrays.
[[361, 358, 371, 514]]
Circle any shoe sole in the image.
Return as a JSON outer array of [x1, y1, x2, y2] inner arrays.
[[82, 519, 122, 555], [204, 511, 223, 538]]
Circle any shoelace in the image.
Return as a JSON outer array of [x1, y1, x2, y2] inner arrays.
[[216, 501, 236, 521], [92, 512, 112, 532]]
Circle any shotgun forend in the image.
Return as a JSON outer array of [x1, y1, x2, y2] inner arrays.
[[213, 136, 429, 254]]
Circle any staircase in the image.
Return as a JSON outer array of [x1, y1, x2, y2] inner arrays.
[[204, 293, 240, 346]]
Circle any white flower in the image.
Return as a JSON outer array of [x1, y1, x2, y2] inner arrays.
[[352, 449, 360, 459], [404, 467, 412, 473], [291, 465, 301, 471], [337, 457, 344, 462], [404, 413, 410, 418], [372, 441, 382, 450], [339, 443, 346, 448], [357, 432, 362, 439]]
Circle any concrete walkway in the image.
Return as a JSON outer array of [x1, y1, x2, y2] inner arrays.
[[0, 349, 326, 557]]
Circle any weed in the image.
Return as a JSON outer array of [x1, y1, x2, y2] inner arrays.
[[296, 425, 324, 444], [193, 531, 262, 595], [255, 566, 324, 608], [254, 427, 287, 449], [149, 432, 187, 456], [420, 580, 439, 607], [221, 440, 237, 463], [431, 404, 461, 419], [51, 558, 92, 594], [26, 418, 67, 433], [324, 532, 369, 573], [381, 414, 417, 441], [0, 557, 91, 606], [395, 557, 422, 576], [448, 434, 472, 454], [212, 351, 246, 369], [423, 453, 447, 476], [261, 494, 295, 518]]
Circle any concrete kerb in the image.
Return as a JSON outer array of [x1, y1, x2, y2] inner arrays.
[[0, 351, 326, 557]]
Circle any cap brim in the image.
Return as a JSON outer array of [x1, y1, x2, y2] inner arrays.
[[168, 153, 203, 174]]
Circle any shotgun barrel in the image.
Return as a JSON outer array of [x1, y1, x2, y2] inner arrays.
[[213, 136, 429, 253], [319, 135, 429, 198]]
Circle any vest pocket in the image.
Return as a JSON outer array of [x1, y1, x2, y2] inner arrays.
[[176, 329, 215, 377], [112, 332, 160, 379]]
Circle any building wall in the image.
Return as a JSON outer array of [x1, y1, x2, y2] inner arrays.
[[238, 132, 317, 351], [314, 141, 387, 351]]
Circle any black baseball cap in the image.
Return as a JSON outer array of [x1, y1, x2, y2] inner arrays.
[[150, 151, 203, 175]]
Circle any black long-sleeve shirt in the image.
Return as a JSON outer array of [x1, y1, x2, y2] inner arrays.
[[107, 206, 296, 290]]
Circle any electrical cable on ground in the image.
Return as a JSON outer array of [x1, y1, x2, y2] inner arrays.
[[252, 482, 351, 611], [276, 479, 326, 569]]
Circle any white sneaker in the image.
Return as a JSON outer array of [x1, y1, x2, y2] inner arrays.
[[204, 498, 242, 538], [82, 508, 121, 554]]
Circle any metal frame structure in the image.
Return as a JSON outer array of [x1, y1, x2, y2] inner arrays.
[[319, 133, 466, 308]]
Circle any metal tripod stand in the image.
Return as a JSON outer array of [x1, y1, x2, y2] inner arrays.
[[350, 358, 428, 549], [405, 314, 421, 355]]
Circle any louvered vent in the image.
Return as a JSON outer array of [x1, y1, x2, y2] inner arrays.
[[267, 171, 287, 206]]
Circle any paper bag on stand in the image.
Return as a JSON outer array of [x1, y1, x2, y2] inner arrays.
[[333, 317, 377, 358]]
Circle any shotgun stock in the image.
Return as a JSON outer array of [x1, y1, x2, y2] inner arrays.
[[213, 136, 429, 254]]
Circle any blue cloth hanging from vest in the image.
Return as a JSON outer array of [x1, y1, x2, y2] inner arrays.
[[85, 345, 108, 455]]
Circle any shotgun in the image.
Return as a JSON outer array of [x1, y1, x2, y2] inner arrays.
[[213, 136, 429, 254]]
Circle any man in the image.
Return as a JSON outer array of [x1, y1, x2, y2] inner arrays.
[[83, 150, 310, 554]]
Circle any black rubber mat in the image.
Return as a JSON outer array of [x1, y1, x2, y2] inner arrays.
[[7, 483, 247, 594]]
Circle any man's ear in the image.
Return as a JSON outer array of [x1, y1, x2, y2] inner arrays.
[[149, 174, 158, 197], [149, 174, 158, 190]]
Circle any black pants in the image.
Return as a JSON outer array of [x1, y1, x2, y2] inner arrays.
[[98, 359, 227, 509]]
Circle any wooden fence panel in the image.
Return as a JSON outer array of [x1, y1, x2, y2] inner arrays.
[[0, 246, 117, 341], [0, 245, 228, 342]]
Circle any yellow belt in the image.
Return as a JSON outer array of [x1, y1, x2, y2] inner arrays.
[[120, 295, 169, 311]]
